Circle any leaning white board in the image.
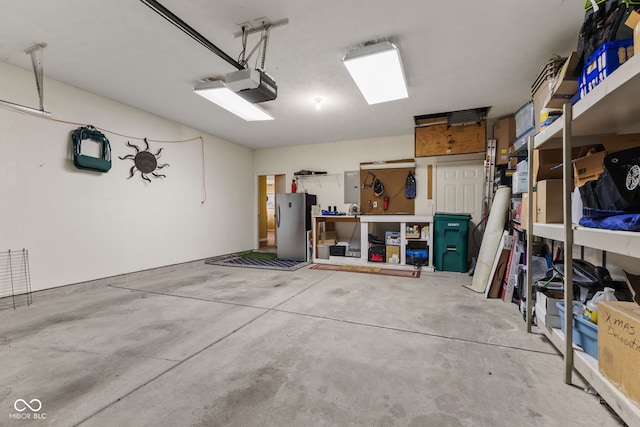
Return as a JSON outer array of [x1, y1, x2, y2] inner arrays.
[[465, 186, 512, 293]]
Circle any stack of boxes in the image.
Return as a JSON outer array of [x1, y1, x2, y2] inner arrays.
[[385, 231, 400, 264], [316, 221, 338, 259], [405, 224, 428, 265]]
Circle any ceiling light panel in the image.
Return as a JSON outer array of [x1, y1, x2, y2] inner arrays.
[[193, 80, 274, 121], [342, 40, 408, 105]]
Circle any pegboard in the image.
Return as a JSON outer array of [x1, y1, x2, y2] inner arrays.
[[360, 160, 415, 215]]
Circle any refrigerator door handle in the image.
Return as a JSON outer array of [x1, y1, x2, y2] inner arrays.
[[276, 204, 280, 228]]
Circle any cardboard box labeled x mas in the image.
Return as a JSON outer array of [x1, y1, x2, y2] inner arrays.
[[598, 301, 640, 407]]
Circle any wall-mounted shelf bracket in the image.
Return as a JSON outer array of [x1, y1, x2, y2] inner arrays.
[[0, 43, 51, 116]]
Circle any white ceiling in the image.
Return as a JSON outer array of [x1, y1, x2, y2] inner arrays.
[[0, 0, 584, 149]]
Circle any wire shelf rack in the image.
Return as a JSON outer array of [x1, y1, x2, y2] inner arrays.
[[0, 249, 32, 310]]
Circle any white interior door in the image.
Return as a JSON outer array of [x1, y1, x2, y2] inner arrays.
[[435, 161, 484, 226]]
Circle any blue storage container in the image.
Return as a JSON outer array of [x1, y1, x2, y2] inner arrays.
[[557, 301, 599, 359], [406, 249, 428, 266], [579, 39, 634, 99]]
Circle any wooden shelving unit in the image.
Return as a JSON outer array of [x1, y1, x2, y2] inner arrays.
[[525, 53, 640, 425]]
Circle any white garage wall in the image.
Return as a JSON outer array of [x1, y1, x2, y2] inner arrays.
[[254, 135, 428, 214], [254, 136, 485, 219], [0, 62, 254, 291]]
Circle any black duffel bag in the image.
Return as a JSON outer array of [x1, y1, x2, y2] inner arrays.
[[580, 146, 640, 211]]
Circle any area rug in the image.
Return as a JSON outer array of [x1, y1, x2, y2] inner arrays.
[[205, 254, 309, 271], [309, 263, 420, 278]]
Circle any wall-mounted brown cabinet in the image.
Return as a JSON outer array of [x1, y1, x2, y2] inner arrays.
[[415, 122, 486, 157]]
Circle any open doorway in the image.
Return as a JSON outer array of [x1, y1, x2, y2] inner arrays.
[[258, 174, 286, 249]]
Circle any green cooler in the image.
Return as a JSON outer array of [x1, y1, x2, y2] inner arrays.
[[434, 213, 471, 273]]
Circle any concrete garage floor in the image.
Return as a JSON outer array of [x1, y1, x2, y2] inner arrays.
[[0, 262, 624, 427]]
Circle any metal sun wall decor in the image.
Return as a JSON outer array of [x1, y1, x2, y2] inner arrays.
[[119, 138, 169, 182]]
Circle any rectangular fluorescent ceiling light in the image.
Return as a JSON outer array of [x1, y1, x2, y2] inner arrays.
[[193, 80, 274, 121], [342, 40, 408, 105]]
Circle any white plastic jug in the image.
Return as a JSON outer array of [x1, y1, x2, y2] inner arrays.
[[584, 287, 617, 324]]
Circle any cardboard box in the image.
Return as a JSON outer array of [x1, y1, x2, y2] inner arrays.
[[545, 52, 580, 109], [625, 10, 640, 54], [508, 145, 517, 169], [532, 148, 563, 181], [535, 180, 563, 223], [386, 245, 400, 263], [318, 230, 337, 245], [320, 230, 337, 241], [487, 249, 510, 298], [532, 148, 583, 182], [598, 301, 640, 407], [493, 116, 516, 165], [598, 133, 640, 152], [572, 151, 606, 187], [535, 290, 563, 329], [318, 239, 337, 245], [405, 225, 421, 239], [569, 134, 640, 187]]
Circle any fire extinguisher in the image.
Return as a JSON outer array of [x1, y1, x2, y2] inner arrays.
[[291, 179, 297, 193]]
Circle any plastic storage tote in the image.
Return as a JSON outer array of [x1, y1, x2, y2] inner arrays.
[[433, 213, 471, 273], [557, 301, 598, 359], [406, 249, 428, 266], [578, 38, 634, 99]]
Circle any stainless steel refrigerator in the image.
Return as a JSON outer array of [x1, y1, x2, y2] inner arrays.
[[276, 193, 317, 261]]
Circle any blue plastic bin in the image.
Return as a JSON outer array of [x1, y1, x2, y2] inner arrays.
[[406, 249, 428, 266], [557, 301, 599, 359], [579, 39, 634, 99]]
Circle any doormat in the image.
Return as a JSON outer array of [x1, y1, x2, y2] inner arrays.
[[205, 255, 309, 271], [309, 263, 420, 278], [240, 251, 278, 260]]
